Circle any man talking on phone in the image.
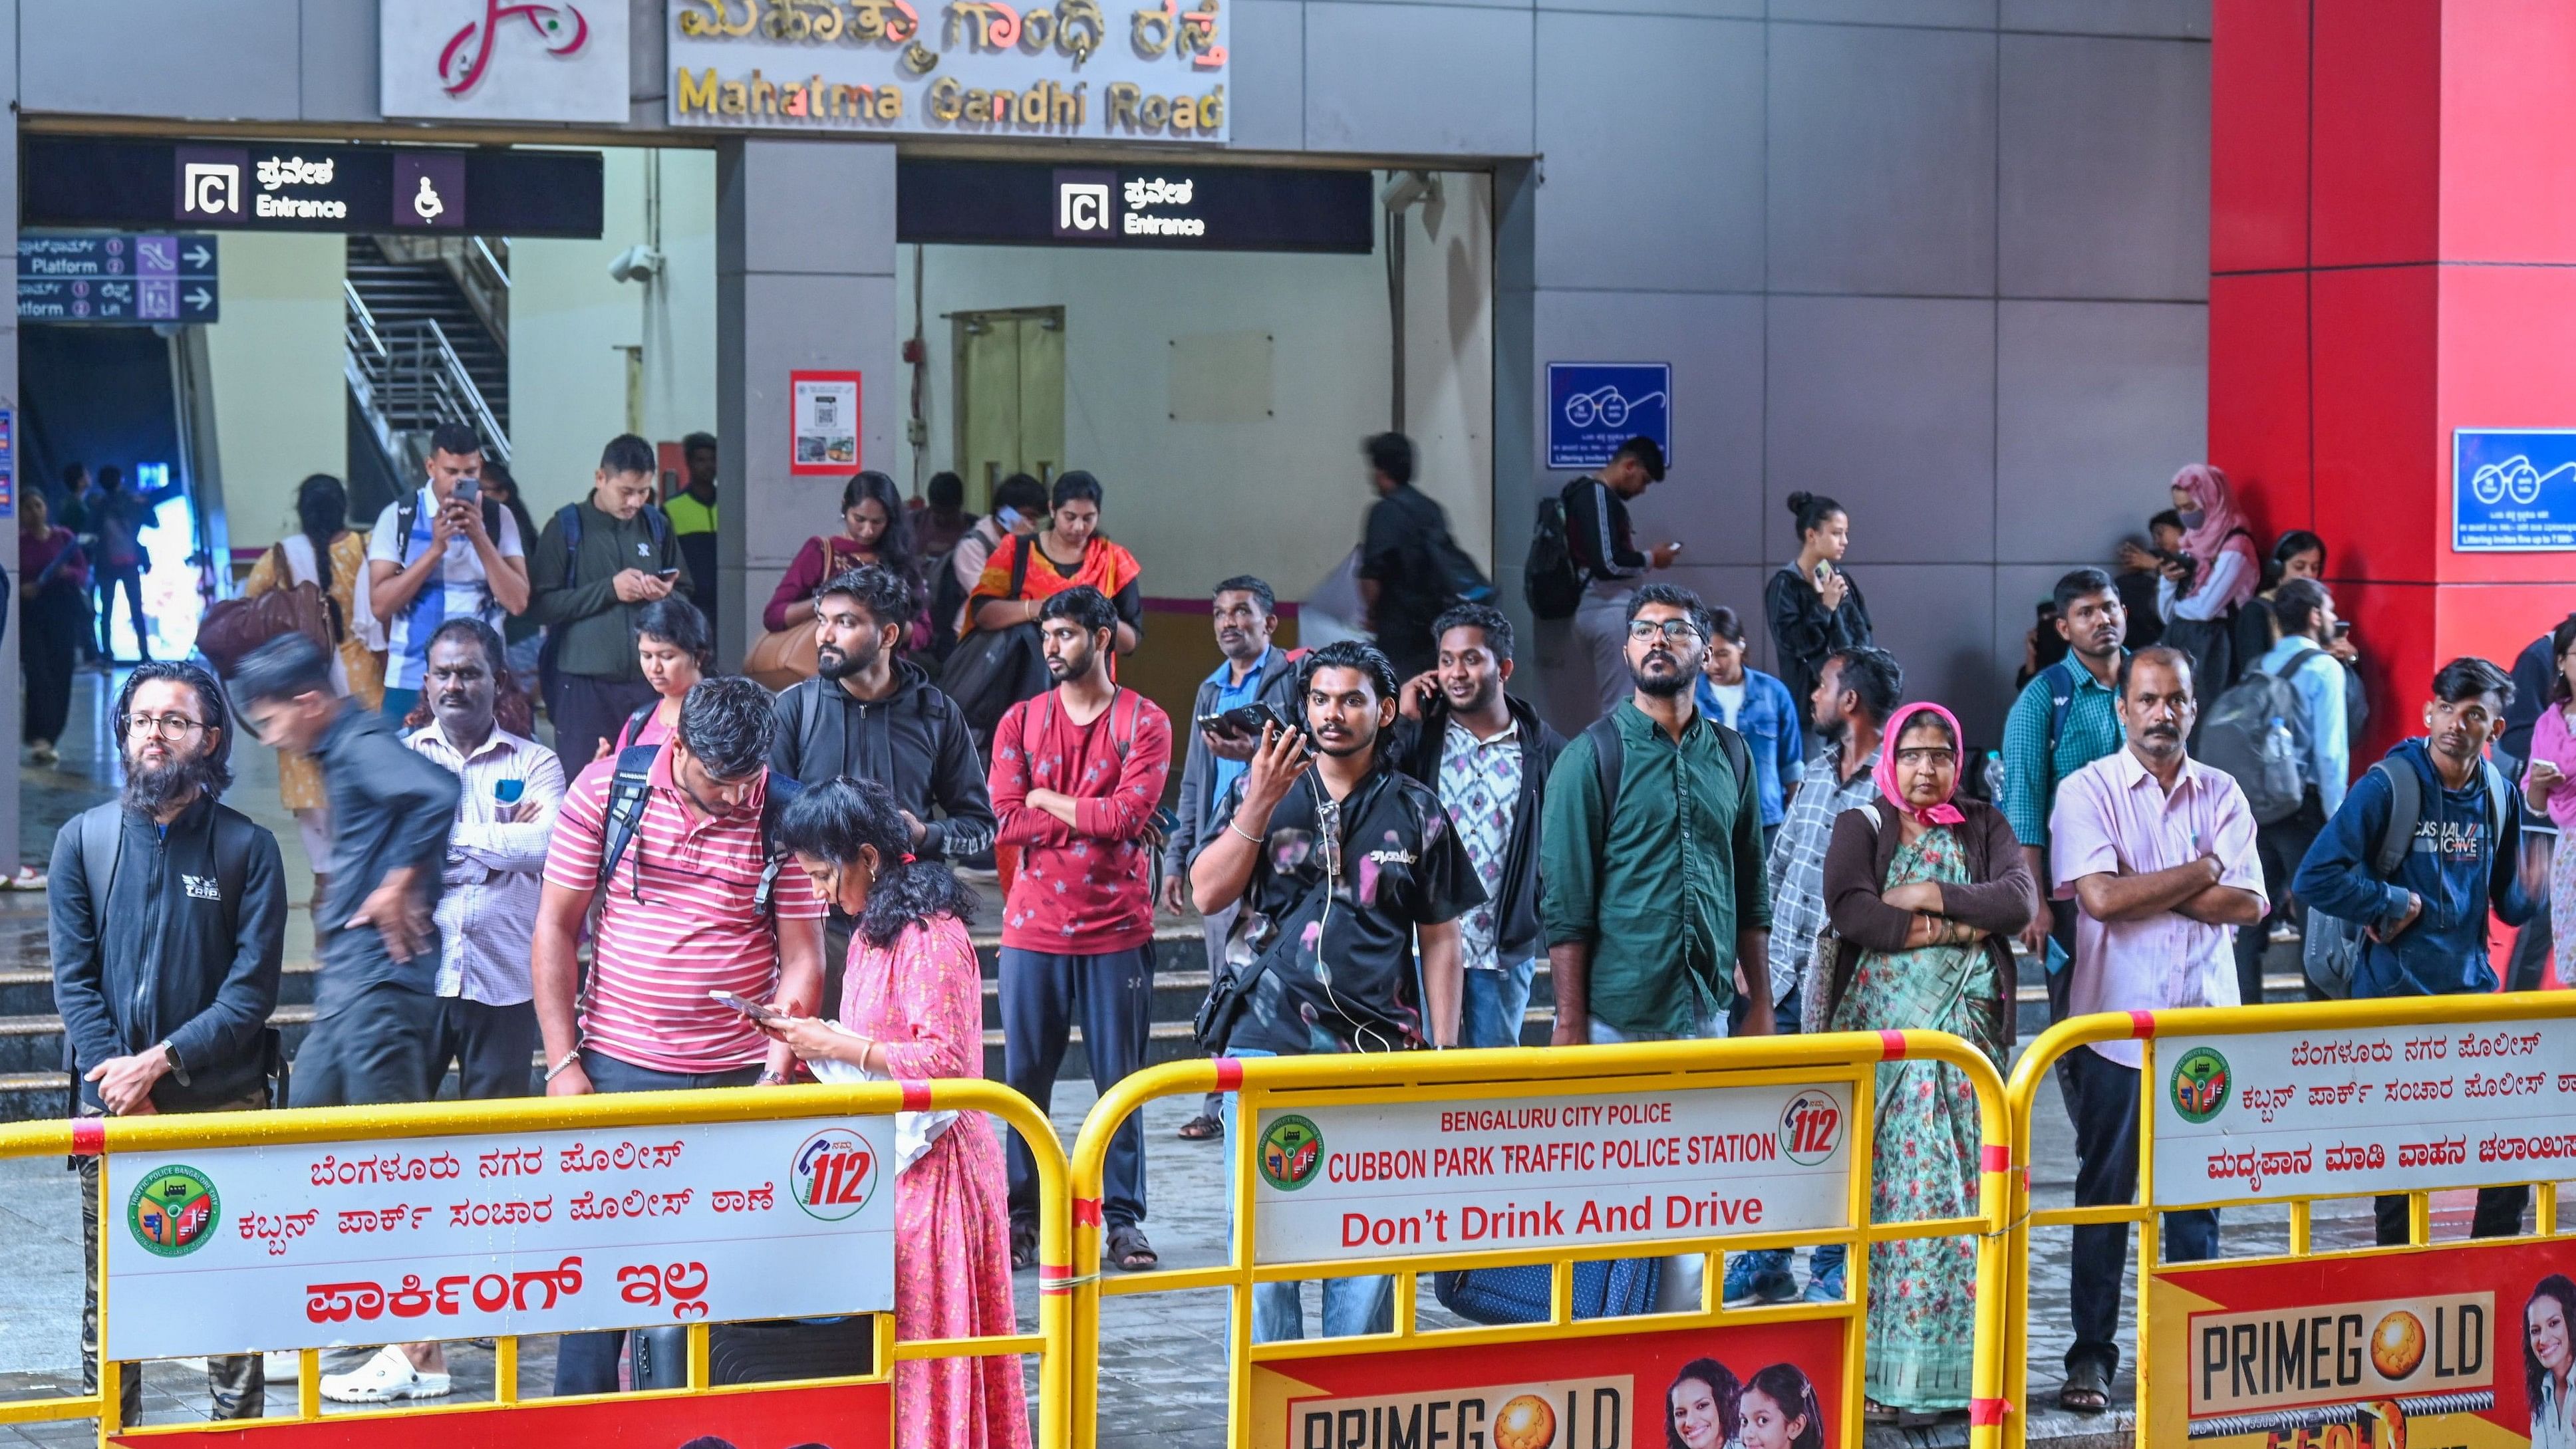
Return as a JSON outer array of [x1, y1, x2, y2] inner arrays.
[[528, 434, 694, 773], [368, 422, 530, 724]]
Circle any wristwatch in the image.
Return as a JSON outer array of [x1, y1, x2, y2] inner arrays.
[[756, 1070, 791, 1087], [157, 1041, 189, 1087]]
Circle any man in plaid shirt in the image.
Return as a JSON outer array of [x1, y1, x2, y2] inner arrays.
[[1999, 569, 2131, 1021], [1724, 644, 1900, 1307]]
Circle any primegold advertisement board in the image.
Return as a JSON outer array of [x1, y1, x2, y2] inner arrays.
[[2150, 1238, 2576, 1448], [1251, 1321, 1850, 1449]]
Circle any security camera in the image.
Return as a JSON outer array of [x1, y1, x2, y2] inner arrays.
[[609, 244, 665, 285]]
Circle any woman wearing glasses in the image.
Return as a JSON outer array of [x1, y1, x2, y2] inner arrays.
[[1815, 702, 2036, 1426]]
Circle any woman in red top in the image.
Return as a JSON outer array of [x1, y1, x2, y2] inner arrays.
[[19, 491, 89, 765], [765, 471, 931, 651]]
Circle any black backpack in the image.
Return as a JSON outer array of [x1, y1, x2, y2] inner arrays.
[[1525, 485, 1582, 620], [595, 743, 800, 914]]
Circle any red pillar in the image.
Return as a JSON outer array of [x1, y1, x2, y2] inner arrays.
[[2211, 0, 2576, 760]]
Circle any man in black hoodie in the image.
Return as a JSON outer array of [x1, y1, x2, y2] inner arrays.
[[1390, 604, 1567, 1048], [51, 660, 286, 1424], [772, 565, 996, 982]]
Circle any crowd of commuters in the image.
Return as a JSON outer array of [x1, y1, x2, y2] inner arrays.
[[34, 424, 2576, 1440]]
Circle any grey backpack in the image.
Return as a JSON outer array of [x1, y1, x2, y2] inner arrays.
[[2301, 758, 2507, 998]]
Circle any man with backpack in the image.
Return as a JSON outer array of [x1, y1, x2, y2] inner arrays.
[[988, 587, 1174, 1276], [1559, 436, 1679, 714], [527, 434, 693, 773], [531, 674, 825, 1394], [1541, 583, 1774, 1046], [1999, 568, 2131, 1021], [367, 422, 530, 722], [770, 564, 994, 982], [2292, 655, 2535, 1247], [52, 661, 285, 1425], [2213, 578, 2349, 1003], [1358, 432, 1460, 682]]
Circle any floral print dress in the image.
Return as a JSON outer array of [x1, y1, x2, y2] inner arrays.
[[839, 914, 1032, 1449], [1826, 825, 1993, 1413]]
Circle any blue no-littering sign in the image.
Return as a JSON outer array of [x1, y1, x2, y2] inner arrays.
[[2455, 428, 2576, 551], [1548, 362, 1669, 471]]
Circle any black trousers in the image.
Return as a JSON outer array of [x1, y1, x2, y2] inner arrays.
[[2374, 1186, 2530, 1247], [2064, 1046, 2219, 1377], [549, 672, 658, 779], [292, 982, 440, 1108], [21, 591, 82, 743], [2233, 797, 2325, 1005], [432, 997, 539, 1099], [1000, 946, 1153, 1229], [96, 565, 147, 660]]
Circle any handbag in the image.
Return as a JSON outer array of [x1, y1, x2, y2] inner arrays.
[[743, 618, 819, 692], [1432, 1256, 1661, 1325], [934, 537, 1046, 733], [197, 544, 335, 676]]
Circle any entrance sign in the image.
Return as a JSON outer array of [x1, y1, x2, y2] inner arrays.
[[23, 138, 604, 239], [1248, 1082, 1851, 1265], [2146, 1238, 2557, 1447], [666, 0, 1229, 143], [19, 233, 219, 324], [103, 1116, 896, 1360], [2454, 428, 2576, 551], [899, 160, 1372, 253], [380, 0, 633, 124], [2149, 1020, 2576, 1207], [1548, 363, 1671, 471], [789, 370, 865, 475]]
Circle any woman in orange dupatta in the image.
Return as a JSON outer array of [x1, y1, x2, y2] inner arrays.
[[962, 471, 1143, 655]]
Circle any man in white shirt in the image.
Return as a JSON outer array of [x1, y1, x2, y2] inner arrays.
[[325, 618, 563, 1406], [368, 421, 529, 722]]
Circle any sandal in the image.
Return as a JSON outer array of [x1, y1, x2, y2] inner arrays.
[[1106, 1223, 1159, 1272], [1009, 1218, 1038, 1272], [2058, 1360, 2112, 1415], [1176, 1113, 1224, 1141], [1862, 1400, 1898, 1425]]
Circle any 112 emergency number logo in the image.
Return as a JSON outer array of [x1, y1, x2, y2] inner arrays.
[[791, 1128, 881, 1221]]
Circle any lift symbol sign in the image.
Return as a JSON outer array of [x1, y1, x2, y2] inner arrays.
[[1548, 363, 1670, 471]]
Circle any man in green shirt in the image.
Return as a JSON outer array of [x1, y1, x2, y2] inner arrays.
[[1998, 567, 2129, 1021], [666, 432, 720, 642], [1542, 584, 1774, 1043], [528, 434, 693, 773]]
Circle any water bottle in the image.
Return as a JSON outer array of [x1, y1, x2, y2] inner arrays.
[[1982, 749, 2008, 803]]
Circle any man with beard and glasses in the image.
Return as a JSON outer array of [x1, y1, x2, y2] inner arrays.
[[2047, 645, 2265, 1414], [233, 634, 462, 1119], [1193, 638, 1478, 1342], [323, 620, 565, 1404], [2000, 568, 2132, 1023], [533, 676, 827, 1396], [988, 585, 1173, 1274], [1387, 603, 1565, 1049], [1542, 583, 1775, 1047], [1163, 575, 1300, 1140], [1723, 643, 1902, 1307], [771, 565, 994, 985], [51, 661, 285, 1426]]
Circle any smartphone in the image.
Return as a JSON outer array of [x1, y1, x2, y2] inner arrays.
[[996, 505, 1023, 530], [1812, 562, 1832, 588], [708, 990, 783, 1024], [449, 475, 481, 507], [1149, 806, 1181, 837], [656, 567, 682, 582]]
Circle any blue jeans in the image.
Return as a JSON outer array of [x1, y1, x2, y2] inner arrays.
[[1221, 1049, 1394, 1343], [1459, 960, 1537, 1049], [553, 1052, 760, 1396]]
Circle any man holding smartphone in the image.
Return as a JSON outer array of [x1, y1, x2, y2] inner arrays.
[[368, 422, 530, 723], [528, 434, 694, 773]]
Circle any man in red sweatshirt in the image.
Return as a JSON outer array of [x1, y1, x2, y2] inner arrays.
[[989, 585, 1173, 1274]]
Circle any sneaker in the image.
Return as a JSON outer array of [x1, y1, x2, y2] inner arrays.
[[1720, 1251, 1797, 1307], [1802, 1256, 1846, 1303], [319, 1346, 451, 1404]]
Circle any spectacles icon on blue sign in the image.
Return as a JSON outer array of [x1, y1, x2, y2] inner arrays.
[[2469, 454, 2571, 507], [1563, 384, 1667, 430]]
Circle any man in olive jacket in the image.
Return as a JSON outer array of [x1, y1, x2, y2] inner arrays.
[[528, 433, 692, 772]]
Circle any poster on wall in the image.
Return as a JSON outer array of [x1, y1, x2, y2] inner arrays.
[[1548, 363, 1670, 472], [1250, 1319, 1849, 1449], [666, 0, 1228, 144], [2455, 428, 2576, 551], [789, 371, 864, 476], [2148, 1238, 2576, 1447]]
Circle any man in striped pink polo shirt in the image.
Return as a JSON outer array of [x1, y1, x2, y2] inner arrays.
[[531, 674, 826, 1398]]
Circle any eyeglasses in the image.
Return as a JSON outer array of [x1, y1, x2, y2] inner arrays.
[[1627, 619, 1704, 643], [1893, 747, 1957, 768], [126, 715, 209, 740]]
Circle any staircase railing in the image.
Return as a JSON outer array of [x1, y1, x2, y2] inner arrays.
[[345, 280, 512, 466], [367, 233, 511, 348]]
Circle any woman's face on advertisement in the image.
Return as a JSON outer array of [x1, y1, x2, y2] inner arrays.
[[1736, 1388, 1804, 1449], [2534, 1294, 2573, 1377], [1670, 1379, 1722, 1449]]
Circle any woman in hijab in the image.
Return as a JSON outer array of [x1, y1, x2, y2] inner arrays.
[[1817, 702, 2036, 1424], [2158, 463, 2263, 695]]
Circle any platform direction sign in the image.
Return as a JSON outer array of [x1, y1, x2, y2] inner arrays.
[[18, 232, 219, 323]]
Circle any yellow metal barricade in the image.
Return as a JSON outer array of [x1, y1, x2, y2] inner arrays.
[[1067, 1033, 2016, 1449], [0, 1080, 1068, 1449], [2001, 993, 2576, 1449]]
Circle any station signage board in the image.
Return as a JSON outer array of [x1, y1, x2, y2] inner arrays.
[[1548, 362, 1672, 471], [380, 0, 633, 124], [666, 0, 1228, 144], [24, 138, 604, 239], [897, 160, 1371, 253], [2454, 427, 2576, 551], [18, 233, 219, 325]]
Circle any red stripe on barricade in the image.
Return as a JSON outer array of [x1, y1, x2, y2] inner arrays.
[[1214, 1057, 1244, 1091], [71, 1118, 105, 1157], [1969, 1398, 2009, 1426], [1040, 1264, 1073, 1279], [1074, 1198, 1103, 1227], [1980, 1144, 2011, 1174], [2128, 1009, 2157, 1037], [899, 1080, 932, 1113], [1877, 1029, 1909, 1060]]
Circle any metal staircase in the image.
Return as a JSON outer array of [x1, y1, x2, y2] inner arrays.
[[344, 235, 512, 485]]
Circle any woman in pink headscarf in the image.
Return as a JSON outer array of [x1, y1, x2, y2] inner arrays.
[[1816, 702, 2037, 1425], [2159, 463, 2264, 693]]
